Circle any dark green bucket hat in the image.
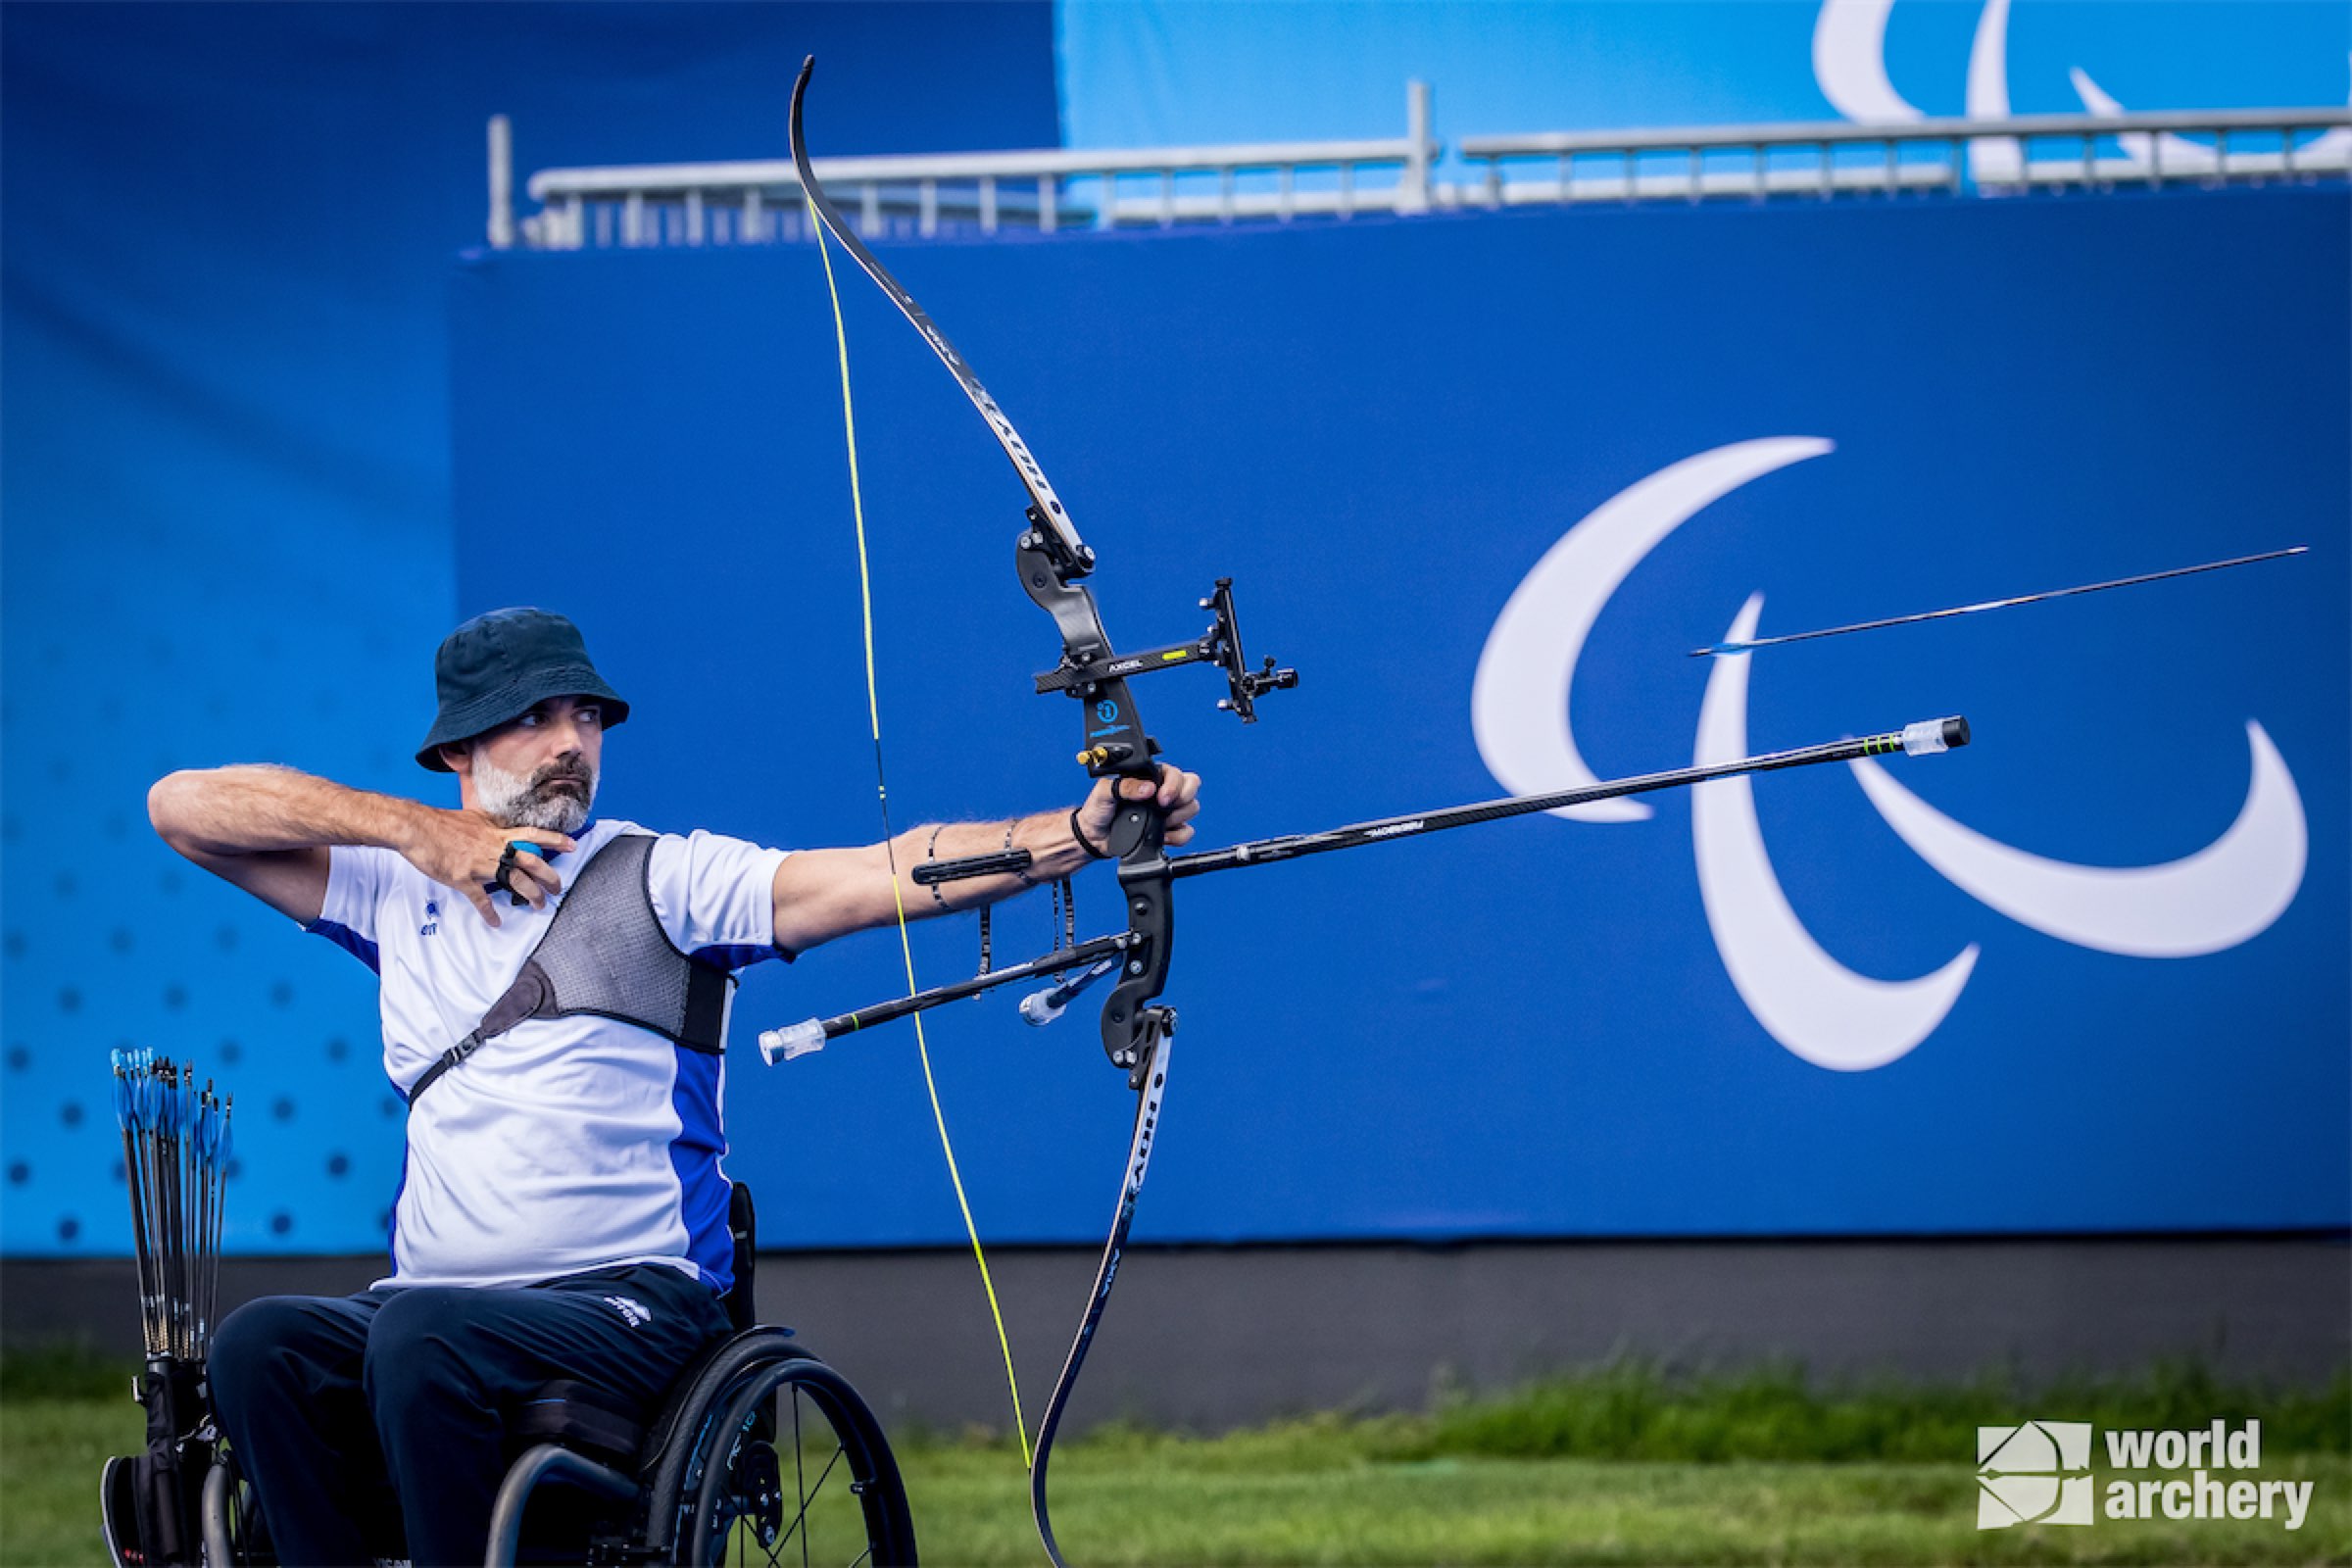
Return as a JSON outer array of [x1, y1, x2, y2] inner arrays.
[[415, 608, 630, 771]]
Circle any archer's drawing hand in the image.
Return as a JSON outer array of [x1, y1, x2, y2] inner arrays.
[[400, 809, 576, 925], [1076, 765, 1203, 852]]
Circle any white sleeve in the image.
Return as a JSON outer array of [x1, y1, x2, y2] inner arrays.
[[306, 844, 402, 969], [647, 829, 793, 967]]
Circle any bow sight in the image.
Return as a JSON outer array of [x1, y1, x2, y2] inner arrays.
[[1030, 565, 1298, 730], [1015, 508, 1295, 794]]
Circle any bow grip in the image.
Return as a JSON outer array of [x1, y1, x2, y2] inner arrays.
[[1097, 770, 1168, 860]]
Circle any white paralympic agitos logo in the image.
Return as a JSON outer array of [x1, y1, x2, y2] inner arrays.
[[1471, 437, 2307, 1071], [1811, 0, 2352, 181]]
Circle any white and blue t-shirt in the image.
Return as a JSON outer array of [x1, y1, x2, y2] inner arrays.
[[307, 819, 789, 1292]]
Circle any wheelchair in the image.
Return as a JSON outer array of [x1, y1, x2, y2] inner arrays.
[[191, 1184, 917, 1567]]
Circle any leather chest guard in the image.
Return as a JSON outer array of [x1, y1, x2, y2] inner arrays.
[[405, 834, 731, 1104]]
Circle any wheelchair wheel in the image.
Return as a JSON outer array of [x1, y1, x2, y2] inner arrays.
[[657, 1346, 915, 1568], [200, 1448, 272, 1566]]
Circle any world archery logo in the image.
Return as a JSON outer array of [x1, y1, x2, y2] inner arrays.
[[1472, 437, 2308, 1070], [1978, 1421, 2095, 1528]]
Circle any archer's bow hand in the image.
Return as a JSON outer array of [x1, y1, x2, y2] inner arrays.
[[1074, 766, 1202, 853]]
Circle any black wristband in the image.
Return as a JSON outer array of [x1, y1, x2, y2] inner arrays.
[[1069, 807, 1111, 860]]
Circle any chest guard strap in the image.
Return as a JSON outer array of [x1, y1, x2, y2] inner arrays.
[[406, 834, 731, 1105]]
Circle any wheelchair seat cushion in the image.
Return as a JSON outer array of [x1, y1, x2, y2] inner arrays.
[[511, 1380, 648, 1467]]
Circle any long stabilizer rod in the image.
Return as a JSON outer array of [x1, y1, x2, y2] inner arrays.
[[758, 715, 1968, 1061], [1689, 547, 2307, 658], [1169, 716, 1969, 880]]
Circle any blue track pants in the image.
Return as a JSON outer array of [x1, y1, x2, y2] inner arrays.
[[209, 1261, 732, 1567]]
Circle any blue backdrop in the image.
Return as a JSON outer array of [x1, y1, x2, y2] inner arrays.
[[0, 3, 1057, 1257], [6, 2, 2344, 1258], [447, 186, 2348, 1248]]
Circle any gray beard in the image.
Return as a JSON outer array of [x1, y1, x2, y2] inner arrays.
[[473, 753, 597, 833]]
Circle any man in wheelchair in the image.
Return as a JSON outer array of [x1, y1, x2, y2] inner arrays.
[[148, 607, 1202, 1567]]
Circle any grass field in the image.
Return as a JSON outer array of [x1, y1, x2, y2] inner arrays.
[[5, 1355, 2345, 1566]]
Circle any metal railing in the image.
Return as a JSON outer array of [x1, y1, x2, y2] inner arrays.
[[1457, 107, 2352, 206], [491, 95, 2351, 249], [507, 83, 1436, 248]]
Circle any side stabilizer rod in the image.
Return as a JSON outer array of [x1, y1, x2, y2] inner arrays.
[[759, 933, 1136, 1063]]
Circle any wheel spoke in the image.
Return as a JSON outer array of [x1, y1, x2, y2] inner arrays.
[[773, 1442, 848, 1560], [794, 1387, 809, 1568]]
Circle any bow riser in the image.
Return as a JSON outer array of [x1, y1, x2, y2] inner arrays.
[[1015, 529, 1160, 785], [1013, 524, 1178, 1081], [1104, 845, 1173, 1085]]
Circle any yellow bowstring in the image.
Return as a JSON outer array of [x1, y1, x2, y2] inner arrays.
[[808, 203, 1033, 1468]]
